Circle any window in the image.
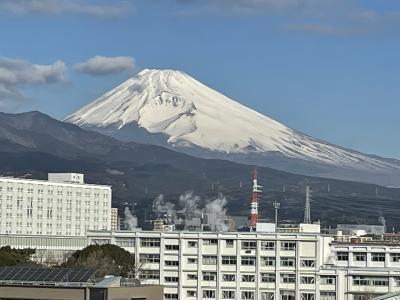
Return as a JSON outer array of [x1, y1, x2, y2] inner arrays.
[[188, 240, 198, 247], [241, 256, 256, 266], [242, 241, 257, 250], [261, 257, 275, 267], [242, 274, 255, 282], [140, 238, 160, 247], [187, 290, 197, 297], [372, 253, 386, 262], [115, 238, 135, 247], [203, 272, 217, 281], [165, 260, 179, 267], [204, 239, 218, 245], [203, 256, 217, 265], [164, 293, 178, 300], [394, 277, 400, 287], [164, 276, 178, 283], [320, 276, 336, 285], [261, 292, 274, 300], [300, 259, 315, 267], [353, 252, 366, 262], [139, 270, 159, 280], [222, 274, 235, 282], [222, 290, 235, 299], [390, 253, 400, 262], [222, 256, 237, 265], [139, 254, 160, 263], [187, 257, 198, 264], [301, 293, 315, 300], [281, 291, 295, 300], [203, 290, 216, 299], [226, 239, 234, 247], [281, 257, 295, 267], [261, 273, 275, 283], [320, 292, 335, 300], [281, 241, 296, 251], [261, 241, 275, 250], [337, 252, 348, 261], [165, 244, 179, 251], [353, 276, 389, 286], [281, 274, 296, 283], [300, 276, 315, 284], [187, 274, 198, 280], [242, 291, 255, 300]]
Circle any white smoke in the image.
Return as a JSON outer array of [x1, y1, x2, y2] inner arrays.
[[124, 207, 138, 230], [378, 215, 386, 232], [151, 192, 230, 232], [204, 195, 229, 232], [152, 194, 177, 224], [179, 192, 201, 215]]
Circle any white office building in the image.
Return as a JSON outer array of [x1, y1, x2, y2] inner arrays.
[[0, 173, 112, 237], [87, 229, 400, 300]]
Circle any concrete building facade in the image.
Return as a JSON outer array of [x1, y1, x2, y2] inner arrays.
[[0, 173, 112, 237], [87, 230, 400, 300]]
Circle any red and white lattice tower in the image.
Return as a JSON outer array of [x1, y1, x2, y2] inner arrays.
[[250, 169, 262, 231]]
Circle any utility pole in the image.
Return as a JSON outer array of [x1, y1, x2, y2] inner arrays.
[[304, 186, 311, 224], [273, 200, 280, 232]]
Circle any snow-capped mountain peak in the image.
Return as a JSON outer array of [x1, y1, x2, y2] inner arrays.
[[65, 69, 400, 183]]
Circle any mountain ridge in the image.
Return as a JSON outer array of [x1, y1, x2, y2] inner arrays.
[[65, 69, 400, 186], [1, 110, 400, 229]]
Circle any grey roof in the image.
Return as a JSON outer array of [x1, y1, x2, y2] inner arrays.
[[0, 267, 96, 284]]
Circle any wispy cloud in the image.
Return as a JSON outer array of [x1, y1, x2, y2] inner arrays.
[[0, 0, 131, 18], [0, 57, 66, 108], [175, 0, 400, 36], [175, 0, 346, 16], [74, 56, 135, 76]]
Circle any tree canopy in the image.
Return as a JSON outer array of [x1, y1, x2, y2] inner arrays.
[[0, 246, 36, 267], [62, 244, 135, 277]]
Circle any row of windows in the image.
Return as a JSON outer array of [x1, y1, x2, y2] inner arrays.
[[353, 276, 389, 286], [138, 238, 301, 251], [183, 290, 323, 300], [0, 185, 109, 197], [138, 270, 336, 285], [188, 239, 295, 250], [196, 256, 314, 267], [337, 251, 400, 262], [171, 291, 336, 300]]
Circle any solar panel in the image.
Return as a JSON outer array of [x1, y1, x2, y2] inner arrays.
[[0, 267, 96, 283]]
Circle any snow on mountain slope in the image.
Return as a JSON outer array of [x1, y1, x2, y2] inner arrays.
[[65, 69, 400, 173]]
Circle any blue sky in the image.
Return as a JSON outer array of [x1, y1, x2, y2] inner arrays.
[[1, 0, 400, 158]]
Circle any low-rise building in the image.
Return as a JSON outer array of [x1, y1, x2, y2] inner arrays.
[[87, 229, 400, 300]]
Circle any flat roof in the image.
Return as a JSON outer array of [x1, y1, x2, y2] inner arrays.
[[0, 176, 111, 188], [0, 267, 96, 285]]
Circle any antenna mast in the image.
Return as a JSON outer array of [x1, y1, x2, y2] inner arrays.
[[304, 186, 311, 224], [250, 169, 262, 231]]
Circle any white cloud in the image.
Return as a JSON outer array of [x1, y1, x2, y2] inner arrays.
[[74, 56, 135, 76], [0, 57, 66, 107], [0, 0, 130, 18], [176, 0, 344, 16]]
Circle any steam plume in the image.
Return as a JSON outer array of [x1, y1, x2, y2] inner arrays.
[[124, 207, 138, 230]]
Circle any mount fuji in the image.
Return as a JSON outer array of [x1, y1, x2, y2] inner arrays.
[[65, 69, 400, 186]]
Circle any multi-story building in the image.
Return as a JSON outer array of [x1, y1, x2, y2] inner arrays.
[[87, 229, 400, 300], [0, 173, 112, 263], [0, 173, 112, 236], [111, 207, 120, 231]]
